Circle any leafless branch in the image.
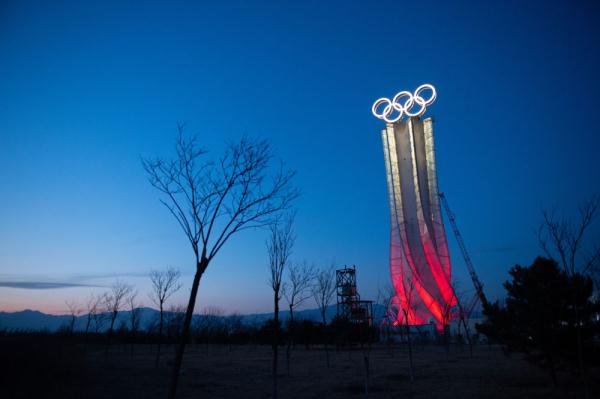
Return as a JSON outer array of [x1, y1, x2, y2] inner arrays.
[[283, 260, 316, 311], [105, 280, 133, 315], [128, 290, 142, 332], [65, 299, 81, 317], [85, 293, 105, 334], [538, 196, 600, 275], [375, 284, 396, 323], [143, 131, 298, 266], [65, 300, 81, 334], [267, 214, 295, 300], [584, 244, 600, 288], [312, 265, 336, 325], [143, 127, 298, 398], [149, 267, 183, 310], [104, 280, 134, 338]]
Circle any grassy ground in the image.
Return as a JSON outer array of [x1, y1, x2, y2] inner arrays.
[[1, 340, 598, 398]]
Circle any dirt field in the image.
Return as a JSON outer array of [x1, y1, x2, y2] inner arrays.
[[3, 342, 598, 398]]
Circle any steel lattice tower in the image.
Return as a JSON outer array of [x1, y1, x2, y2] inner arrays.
[[336, 265, 373, 325]]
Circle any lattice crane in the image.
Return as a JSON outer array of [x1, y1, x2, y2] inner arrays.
[[439, 193, 488, 317]]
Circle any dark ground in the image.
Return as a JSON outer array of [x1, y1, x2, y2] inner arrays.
[[1, 339, 598, 398]]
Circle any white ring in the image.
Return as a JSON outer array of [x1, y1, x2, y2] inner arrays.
[[372, 98, 391, 119], [373, 97, 403, 123], [372, 84, 437, 122], [414, 84, 436, 106]]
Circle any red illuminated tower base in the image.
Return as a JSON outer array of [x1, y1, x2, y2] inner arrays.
[[381, 117, 456, 328]]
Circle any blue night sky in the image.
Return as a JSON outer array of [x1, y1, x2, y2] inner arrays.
[[1, 0, 599, 314]]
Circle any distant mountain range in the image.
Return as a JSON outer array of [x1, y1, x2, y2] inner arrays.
[[0, 305, 388, 332]]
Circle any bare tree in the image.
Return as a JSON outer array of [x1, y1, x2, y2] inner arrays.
[[452, 281, 475, 358], [104, 280, 133, 351], [126, 290, 142, 357], [91, 293, 107, 334], [284, 261, 315, 329], [143, 127, 298, 399], [149, 267, 182, 366], [128, 290, 142, 333], [537, 195, 599, 396], [538, 196, 599, 277], [588, 243, 600, 290], [312, 265, 336, 367], [267, 215, 295, 399], [312, 265, 336, 325], [283, 260, 314, 374], [376, 285, 396, 356], [65, 300, 81, 335], [84, 293, 103, 344]]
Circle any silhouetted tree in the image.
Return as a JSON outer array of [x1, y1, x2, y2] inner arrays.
[[538, 197, 599, 277], [283, 260, 314, 374], [376, 285, 396, 356], [312, 265, 336, 367], [128, 290, 141, 333], [284, 261, 315, 331], [538, 196, 599, 393], [476, 257, 599, 386], [266, 214, 294, 399], [143, 127, 298, 399], [125, 291, 141, 357], [84, 293, 103, 344], [590, 245, 600, 291], [91, 294, 107, 334], [149, 267, 182, 366], [65, 300, 81, 336], [312, 265, 336, 326], [452, 281, 475, 357], [104, 281, 133, 351]]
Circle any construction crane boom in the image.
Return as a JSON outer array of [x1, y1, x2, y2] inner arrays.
[[439, 193, 488, 311]]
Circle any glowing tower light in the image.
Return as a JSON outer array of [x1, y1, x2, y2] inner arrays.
[[372, 84, 456, 328]]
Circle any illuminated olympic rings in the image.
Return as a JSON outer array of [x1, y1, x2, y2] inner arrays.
[[372, 84, 437, 123]]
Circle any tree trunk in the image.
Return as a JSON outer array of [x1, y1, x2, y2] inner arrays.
[[168, 258, 206, 399], [156, 304, 164, 367], [321, 310, 330, 368], [272, 290, 280, 399], [84, 316, 91, 349], [286, 305, 294, 375], [105, 313, 117, 357]]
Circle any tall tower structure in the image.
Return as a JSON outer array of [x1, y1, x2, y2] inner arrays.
[[372, 84, 456, 328], [336, 265, 373, 325]]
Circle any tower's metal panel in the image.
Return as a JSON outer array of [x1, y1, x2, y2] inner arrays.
[[382, 117, 455, 327]]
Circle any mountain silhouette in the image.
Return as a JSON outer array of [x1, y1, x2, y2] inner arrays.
[[0, 305, 389, 332]]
